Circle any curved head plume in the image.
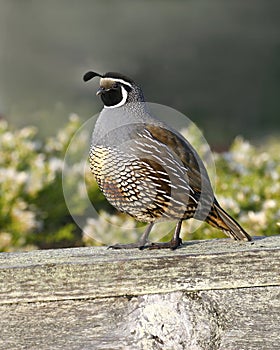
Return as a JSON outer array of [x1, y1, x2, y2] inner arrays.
[[83, 71, 103, 82], [83, 71, 135, 85]]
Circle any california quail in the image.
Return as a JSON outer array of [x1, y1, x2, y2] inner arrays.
[[84, 71, 252, 249]]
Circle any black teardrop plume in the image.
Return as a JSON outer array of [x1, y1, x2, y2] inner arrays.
[[83, 71, 103, 82]]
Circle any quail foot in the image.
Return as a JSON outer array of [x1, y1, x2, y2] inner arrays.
[[83, 71, 252, 250]]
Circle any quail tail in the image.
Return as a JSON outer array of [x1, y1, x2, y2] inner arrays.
[[206, 201, 252, 241]]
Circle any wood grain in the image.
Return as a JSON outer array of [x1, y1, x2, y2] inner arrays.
[[0, 235, 279, 349]]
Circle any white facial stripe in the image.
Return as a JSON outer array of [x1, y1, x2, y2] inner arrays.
[[100, 77, 132, 89], [104, 85, 128, 109]]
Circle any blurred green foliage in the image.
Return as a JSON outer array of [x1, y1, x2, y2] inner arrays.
[[0, 116, 279, 252], [0, 116, 84, 251]]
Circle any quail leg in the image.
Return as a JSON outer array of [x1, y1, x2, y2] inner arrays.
[[108, 223, 154, 250], [147, 220, 183, 250]]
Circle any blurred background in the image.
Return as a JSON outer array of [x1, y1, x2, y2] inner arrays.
[[0, 0, 279, 251], [1, 0, 280, 146]]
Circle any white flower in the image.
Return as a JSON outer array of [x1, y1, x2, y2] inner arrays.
[[69, 113, 80, 123], [11, 200, 39, 232], [48, 157, 64, 173], [1, 131, 14, 146], [248, 211, 267, 226], [263, 199, 277, 210], [18, 126, 37, 139]]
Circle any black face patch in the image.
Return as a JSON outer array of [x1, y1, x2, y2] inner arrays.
[[99, 80, 132, 107], [100, 84, 123, 107]]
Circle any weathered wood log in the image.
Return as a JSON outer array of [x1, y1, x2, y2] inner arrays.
[[0, 235, 279, 350]]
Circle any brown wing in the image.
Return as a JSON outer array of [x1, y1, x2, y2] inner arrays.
[[144, 124, 251, 241], [145, 124, 214, 206]]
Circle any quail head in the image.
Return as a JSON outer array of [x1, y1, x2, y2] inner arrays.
[[83, 70, 252, 249]]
